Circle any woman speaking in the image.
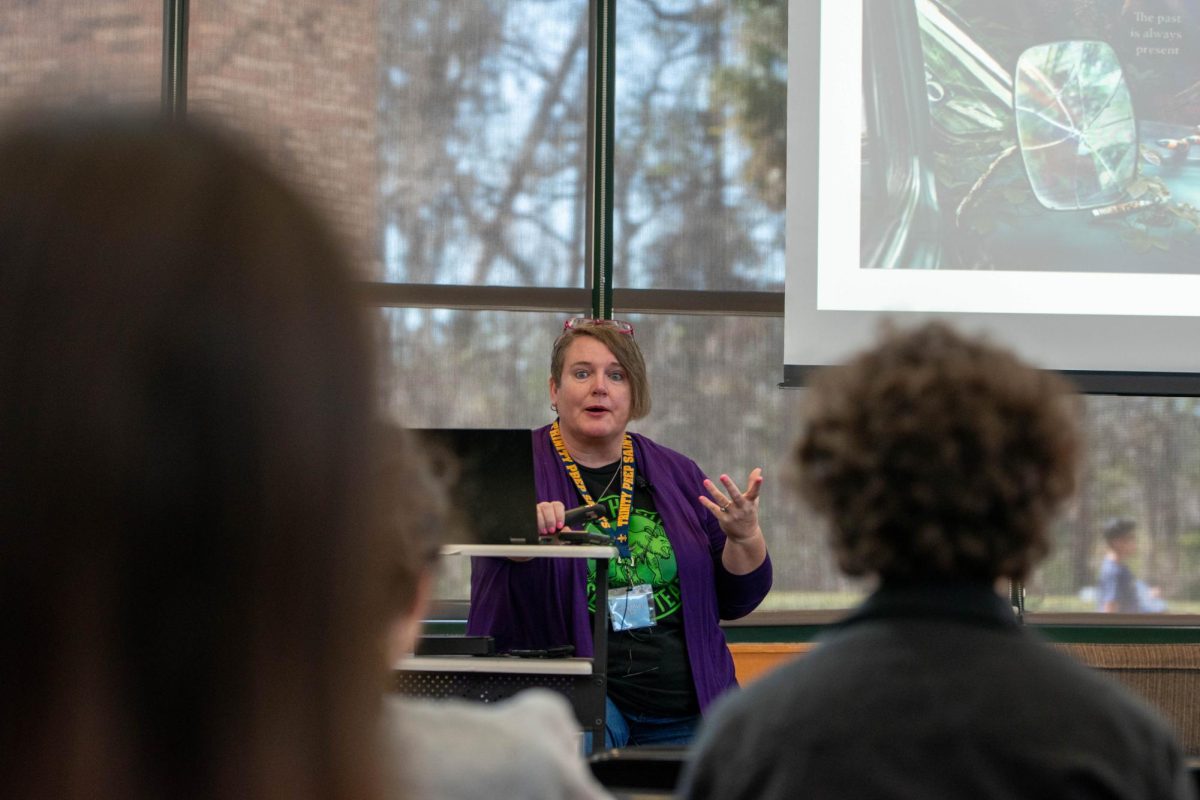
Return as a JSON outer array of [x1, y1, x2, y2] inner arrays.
[[466, 318, 772, 747]]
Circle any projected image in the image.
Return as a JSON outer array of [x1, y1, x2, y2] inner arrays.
[[861, 0, 1200, 273]]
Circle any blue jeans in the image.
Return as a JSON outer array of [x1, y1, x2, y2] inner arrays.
[[600, 695, 700, 749]]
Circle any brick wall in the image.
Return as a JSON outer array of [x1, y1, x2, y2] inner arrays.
[[190, 0, 382, 275], [0, 1, 161, 109], [0, 0, 382, 275]]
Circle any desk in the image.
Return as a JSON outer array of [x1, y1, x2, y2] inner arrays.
[[395, 542, 616, 754]]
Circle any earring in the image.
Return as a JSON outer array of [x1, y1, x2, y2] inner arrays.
[[551, 403, 558, 413]]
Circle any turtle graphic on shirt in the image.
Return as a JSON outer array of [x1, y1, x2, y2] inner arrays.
[[626, 514, 675, 585], [586, 508, 680, 619]]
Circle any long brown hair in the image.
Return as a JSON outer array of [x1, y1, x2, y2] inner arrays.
[[0, 112, 387, 800]]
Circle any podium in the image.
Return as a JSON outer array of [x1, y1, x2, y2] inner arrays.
[[394, 542, 615, 754]]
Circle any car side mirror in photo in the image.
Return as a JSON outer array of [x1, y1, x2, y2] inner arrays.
[[1014, 40, 1138, 211]]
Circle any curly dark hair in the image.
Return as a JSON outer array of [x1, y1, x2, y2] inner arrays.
[[794, 322, 1081, 582]]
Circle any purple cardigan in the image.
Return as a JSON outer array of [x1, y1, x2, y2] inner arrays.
[[465, 425, 773, 712]]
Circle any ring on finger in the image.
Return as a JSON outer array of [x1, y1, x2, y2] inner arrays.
[[720, 503, 731, 512]]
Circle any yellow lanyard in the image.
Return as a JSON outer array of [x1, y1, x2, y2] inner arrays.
[[549, 421, 634, 558]]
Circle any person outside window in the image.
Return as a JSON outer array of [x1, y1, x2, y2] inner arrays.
[[1097, 517, 1165, 613]]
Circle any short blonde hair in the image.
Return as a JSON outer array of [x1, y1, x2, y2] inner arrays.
[[550, 325, 651, 420]]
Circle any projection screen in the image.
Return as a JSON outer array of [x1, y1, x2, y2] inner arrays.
[[784, 1, 1200, 393]]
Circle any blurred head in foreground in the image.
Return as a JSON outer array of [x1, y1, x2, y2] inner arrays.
[[793, 321, 1081, 584], [0, 112, 387, 800], [373, 423, 450, 665]]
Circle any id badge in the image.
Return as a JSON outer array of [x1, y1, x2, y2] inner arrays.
[[608, 583, 657, 631]]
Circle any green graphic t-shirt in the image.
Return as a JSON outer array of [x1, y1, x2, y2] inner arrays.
[[578, 462, 699, 717]]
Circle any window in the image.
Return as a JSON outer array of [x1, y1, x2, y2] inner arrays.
[[377, 1, 590, 287], [614, 0, 785, 291], [335, 0, 1200, 619], [1029, 395, 1200, 616], [13, 0, 1200, 621]]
